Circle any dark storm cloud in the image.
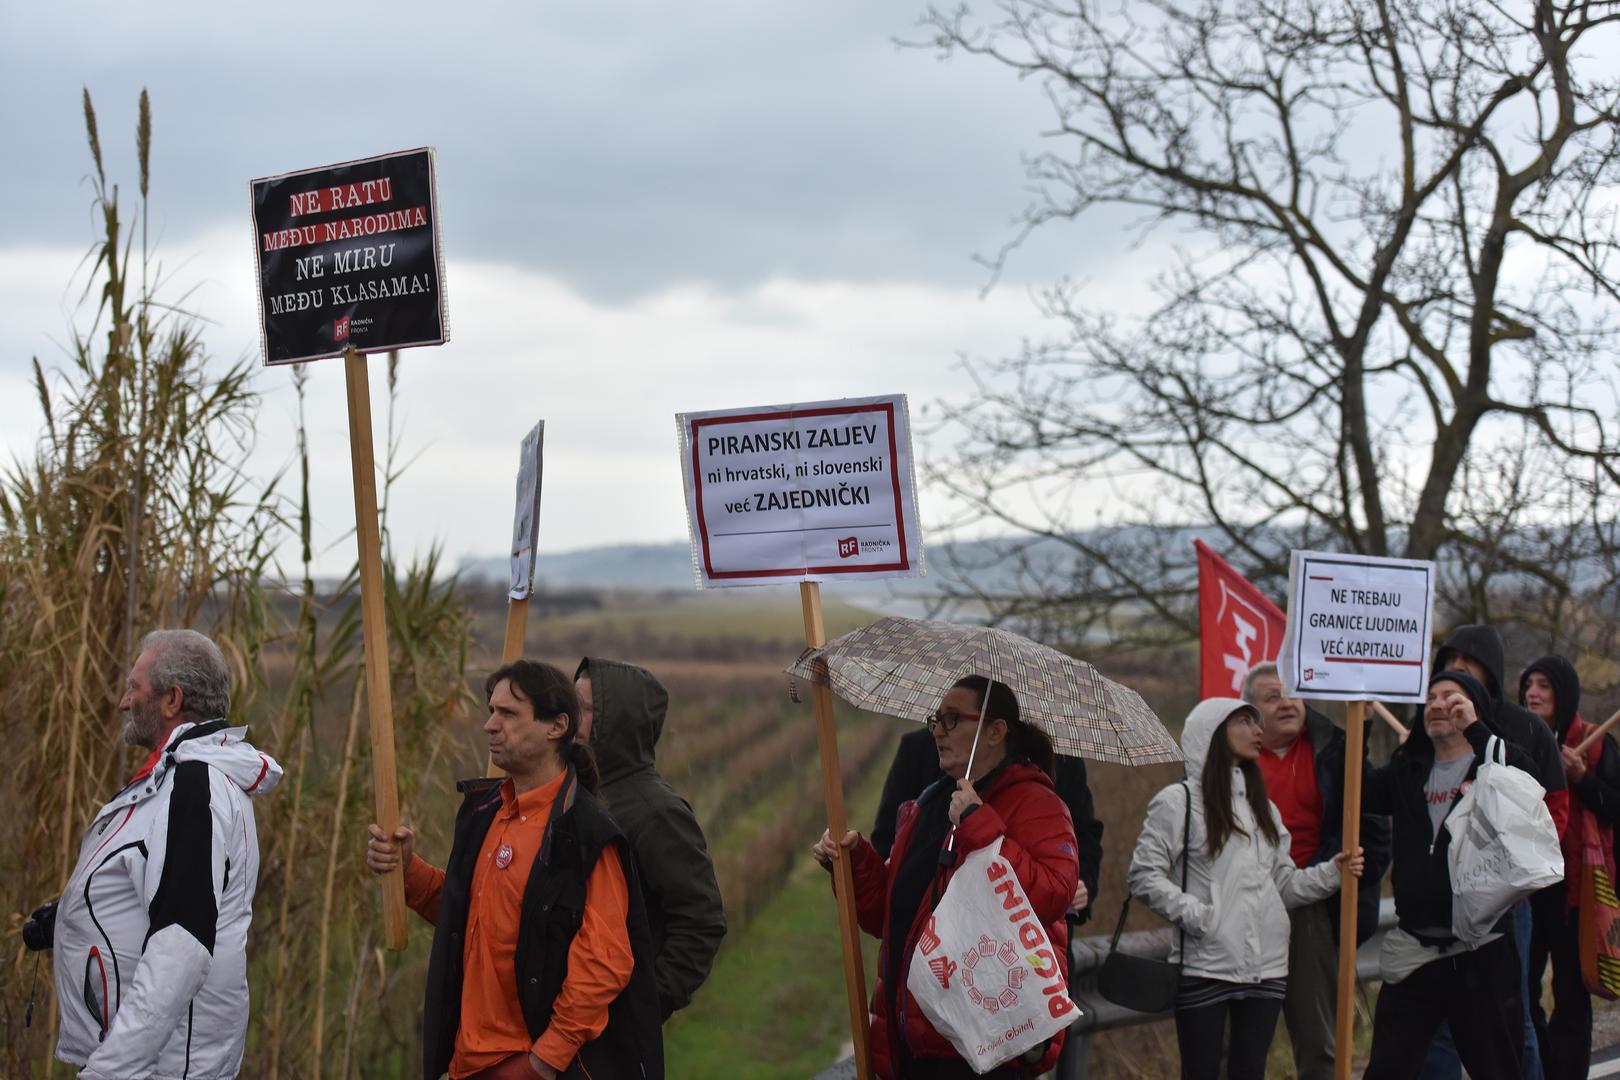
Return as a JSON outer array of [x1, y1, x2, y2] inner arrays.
[[0, 1, 1095, 300]]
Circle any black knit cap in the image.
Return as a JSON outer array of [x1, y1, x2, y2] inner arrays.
[[1519, 655, 1581, 737]]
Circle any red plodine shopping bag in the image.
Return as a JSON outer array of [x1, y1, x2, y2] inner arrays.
[[906, 838, 1078, 1073]]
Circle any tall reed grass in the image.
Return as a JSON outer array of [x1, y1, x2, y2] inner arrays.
[[0, 92, 476, 1079]]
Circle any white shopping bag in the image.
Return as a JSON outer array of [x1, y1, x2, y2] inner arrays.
[[1445, 735, 1564, 943], [905, 837, 1078, 1074]]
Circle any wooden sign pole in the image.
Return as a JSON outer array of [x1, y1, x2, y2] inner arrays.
[[501, 598, 530, 664], [1333, 699, 1367, 1080], [342, 348, 409, 951], [800, 581, 872, 1080], [485, 598, 530, 777], [1575, 707, 1620, 756], [1372, 700, 1409, 740]]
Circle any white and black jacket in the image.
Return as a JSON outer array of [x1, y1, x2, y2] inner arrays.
[[53, 720, 282, 1080]]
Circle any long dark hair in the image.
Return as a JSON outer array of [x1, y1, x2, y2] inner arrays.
[[485, 660, 600, 794], [1201, 713, 1279, 859], [952, 675, 1055, 779]]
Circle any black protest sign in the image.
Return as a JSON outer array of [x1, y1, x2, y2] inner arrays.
[[250, 148, 448, 365]]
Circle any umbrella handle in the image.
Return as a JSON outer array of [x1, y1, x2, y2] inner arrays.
[[962, 706, 985, 788], [947, 678, 994, 854]]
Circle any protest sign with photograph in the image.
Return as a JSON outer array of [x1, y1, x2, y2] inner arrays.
[[250, 148, 447, 365], [509, 422, 544, 601], [1278, 549, 1436, 703], [676, 394, 923, 588]]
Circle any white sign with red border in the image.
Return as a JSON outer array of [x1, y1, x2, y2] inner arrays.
[[1279, 549, 1437, 702], [677, 394, 924, 588]]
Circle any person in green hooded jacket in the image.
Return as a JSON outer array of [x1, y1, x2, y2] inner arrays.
[[575, 657, 726, 1020]]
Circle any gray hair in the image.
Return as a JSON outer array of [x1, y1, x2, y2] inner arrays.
[[1241, 661, 1280, 705], [139, 629, 231, 722]]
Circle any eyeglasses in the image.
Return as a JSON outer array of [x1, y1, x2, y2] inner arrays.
[[926, 708, 981, 733]]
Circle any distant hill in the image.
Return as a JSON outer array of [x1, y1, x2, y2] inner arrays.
[[459, 540, 971, 596], [461, 542, 700, 592], [455, 528, 1227, 603], [457, 523, 1617, 605], [458, 542, 939, 617]]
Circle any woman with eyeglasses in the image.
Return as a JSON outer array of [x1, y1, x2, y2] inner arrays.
[[811, 675, 1080, 1079], [1127, 699, 1364, 1080]]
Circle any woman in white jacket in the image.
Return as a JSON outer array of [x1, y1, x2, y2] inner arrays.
[[1128, 698, 1363, 1080]]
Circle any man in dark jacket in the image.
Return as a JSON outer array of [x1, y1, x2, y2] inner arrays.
[[1243, 662, 1391, 1080], [1421, 624, 1567, 1080], [1363, 669, 1535, 1080], [870, 726, 1102, 924], [1434, 624, 1568, 832], [575, 657, 726, 1020]]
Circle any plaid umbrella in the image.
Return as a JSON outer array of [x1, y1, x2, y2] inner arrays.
[[787, 616, 1180, 766]]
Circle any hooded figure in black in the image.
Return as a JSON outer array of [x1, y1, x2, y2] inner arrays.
[[1434, 624, 1569, 835], [1417, 629, 1559, 1080], [1522, 655, 1620, 1080], [1361, 669, 1534, 1080], [575, 658, 726, 1020]]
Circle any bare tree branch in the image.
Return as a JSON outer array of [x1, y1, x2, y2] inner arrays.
[[912, 0, 1620, 645]]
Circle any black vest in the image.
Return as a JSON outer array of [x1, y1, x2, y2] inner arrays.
[[421, 769, 663, 1080]]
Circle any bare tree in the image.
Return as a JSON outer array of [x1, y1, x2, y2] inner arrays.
[[916, 0, 1620, 655]]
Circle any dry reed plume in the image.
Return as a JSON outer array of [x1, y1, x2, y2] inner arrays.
[[0, 92, 476, 1079]]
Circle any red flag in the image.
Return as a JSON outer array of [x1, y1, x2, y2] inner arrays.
[[1195, 539, 1287, 698]]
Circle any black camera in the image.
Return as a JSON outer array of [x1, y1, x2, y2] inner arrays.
[[22, 901, 56, 952]]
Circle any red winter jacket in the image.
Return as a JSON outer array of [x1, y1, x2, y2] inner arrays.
[[841, 761, 1079, 1079]]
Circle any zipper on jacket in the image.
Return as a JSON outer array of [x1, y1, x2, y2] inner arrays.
[[83, 948, 109, 1039]]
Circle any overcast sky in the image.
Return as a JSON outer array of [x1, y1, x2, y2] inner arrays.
[[0, 1, 1152, 577]]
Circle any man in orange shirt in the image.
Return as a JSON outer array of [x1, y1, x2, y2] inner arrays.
[[367, 660, 662, 1080]]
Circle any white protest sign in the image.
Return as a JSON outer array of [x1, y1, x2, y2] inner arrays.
[[508, 421, 544, 600], [676, 394, 923, 588], [1279, 550, 1437, 702]]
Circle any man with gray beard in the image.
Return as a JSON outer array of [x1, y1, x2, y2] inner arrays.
[[22, 629, 282, 1080]]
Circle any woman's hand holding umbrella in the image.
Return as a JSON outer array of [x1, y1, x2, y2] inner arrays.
[[948, 778, 983, 825]]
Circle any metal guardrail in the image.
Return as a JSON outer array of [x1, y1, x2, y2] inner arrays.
[[810, 898, 1398, 1080], [1053, 897, 1399, 1080]]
